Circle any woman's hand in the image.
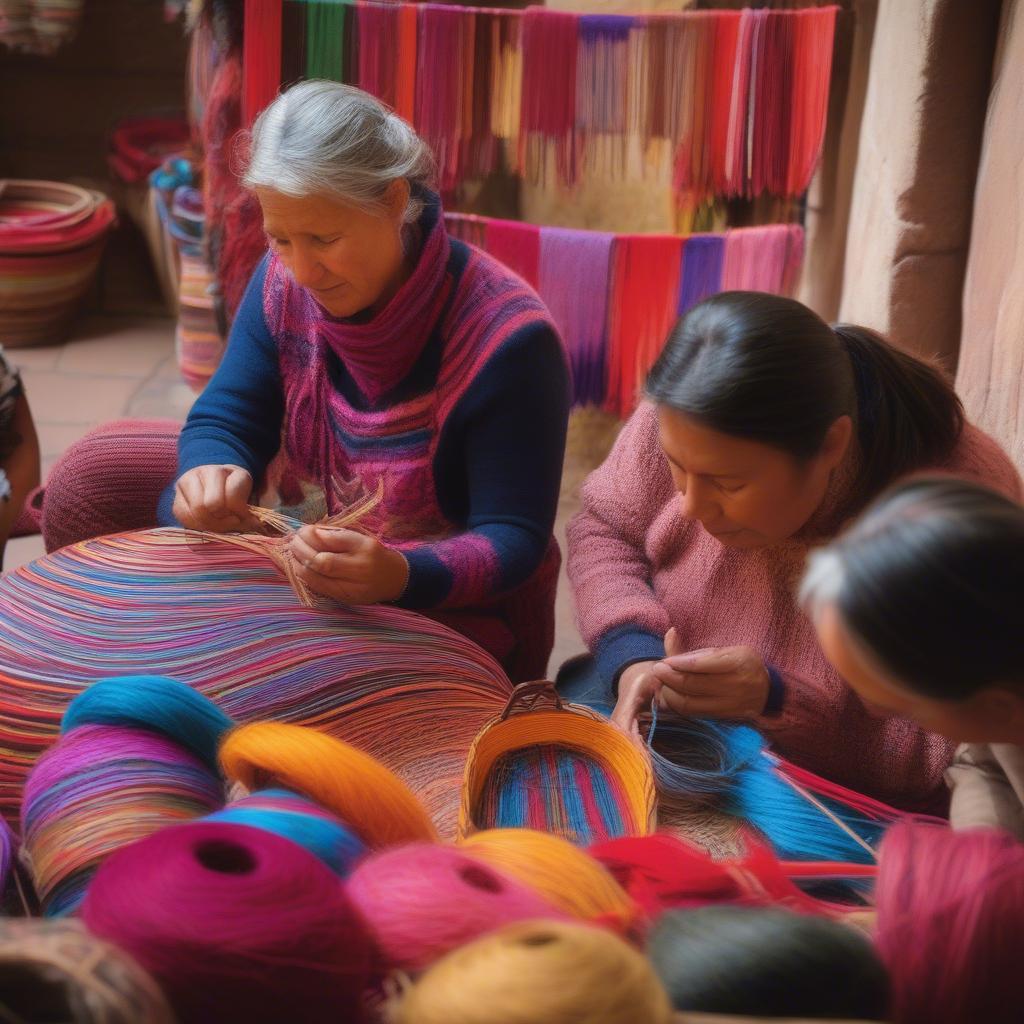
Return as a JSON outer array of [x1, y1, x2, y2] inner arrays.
[[288, 526, 409, 605], [611, 660, 661, 744], [651, 628, 770, 720], [172, 465, 257, 533]]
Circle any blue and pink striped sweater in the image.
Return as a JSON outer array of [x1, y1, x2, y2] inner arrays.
[[161, 193, 570, 679]]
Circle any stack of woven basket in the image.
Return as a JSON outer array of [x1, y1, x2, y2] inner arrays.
[[0, 179, 116, 347]]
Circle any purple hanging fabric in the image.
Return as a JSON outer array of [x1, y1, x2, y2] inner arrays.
[[538, 226, 614, 407], [677, 234, 726, 315]]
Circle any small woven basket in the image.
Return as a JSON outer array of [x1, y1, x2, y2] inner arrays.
[[458, 681, 657, 842], [0, 180, 116, 347]]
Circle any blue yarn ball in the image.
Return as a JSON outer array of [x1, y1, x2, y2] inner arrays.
[[206, 789, 367, 876], [62, 675, 233, 771]]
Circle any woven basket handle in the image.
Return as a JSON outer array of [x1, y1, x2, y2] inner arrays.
[[499, 680, 564, 721]]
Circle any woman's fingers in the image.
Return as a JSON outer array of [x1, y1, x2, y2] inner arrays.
[[651, 662, 725, 696], [223, 467, 255, 520], [173, 465, 253, 532], [658, 688, 730, 718]]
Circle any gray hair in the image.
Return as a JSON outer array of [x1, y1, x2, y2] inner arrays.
[[243, 80, 435, 222], [798, 547, 846, 622]]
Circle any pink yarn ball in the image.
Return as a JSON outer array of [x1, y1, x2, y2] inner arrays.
[[82, 821, 372, 1024], [346, 842, 568, 973]]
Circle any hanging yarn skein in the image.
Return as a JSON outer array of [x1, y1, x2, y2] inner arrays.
[[206, 787, 367, 876], [220, 720, 437, 848], [394, 920, 674, 1024], [445, 213, 804, 416], [239, 3, 838, 205], [458, 828, 640, 937], [21, 676, 230, 916], [0, 530, 513, 837], [83, 821, 373, 1024], [346, 842, 568, 975], [0, 919, 175, 1024], [876, 823, 1024, 1024]]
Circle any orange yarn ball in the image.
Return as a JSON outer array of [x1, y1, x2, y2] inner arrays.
[[219, 722, 436, 848], [459, 829, 641, 936]]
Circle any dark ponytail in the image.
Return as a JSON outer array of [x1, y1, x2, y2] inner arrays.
[[646, 292, 964, 505], [831, 323, 964, 500]]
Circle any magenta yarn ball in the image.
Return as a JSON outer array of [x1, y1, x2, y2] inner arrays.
[[82, 821, 372, 1024], [346, 842, 568, 973]]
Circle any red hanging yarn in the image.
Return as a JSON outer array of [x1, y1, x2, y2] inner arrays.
[[416, 6, 471, 194], [242, 0, 282, 128], [604, 235, 683, 418], [396, 5, 418, 124], [787, 6, 839, 195], [357, 3, 400, 111], [706, 11, 741, 196], [519, 9, 579, 185], [203, 51, 267, 323], [483, 219, 540, 290]]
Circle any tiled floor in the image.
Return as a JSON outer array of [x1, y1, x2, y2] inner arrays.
[[2, 318, 611, 673]]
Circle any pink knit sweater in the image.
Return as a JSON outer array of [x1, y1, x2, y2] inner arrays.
[[567, 402, 1023, 810]]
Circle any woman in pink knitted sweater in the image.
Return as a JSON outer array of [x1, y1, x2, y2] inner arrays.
[[564, 292, 1021, 810]]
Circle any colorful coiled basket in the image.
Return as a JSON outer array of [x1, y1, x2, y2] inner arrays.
[[0, 179, 116, 347]]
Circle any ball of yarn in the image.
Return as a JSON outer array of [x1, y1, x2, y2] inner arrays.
[[876, 823, 1024, 1024], [395, 920, 673, 1024], [206, 787, 367, 876], [648, 905, 890, 1019], [62, 674, 234, 770], [459, 828, 640, 935], [0, 918, 174, 1023], [346, 842, 567, 973], [82, 820, 373, 1024], [220, 721, 436, 848], [21, 724, 223, 916]]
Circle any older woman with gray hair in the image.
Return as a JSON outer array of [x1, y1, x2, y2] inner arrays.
[[40, 82, 570, 680]]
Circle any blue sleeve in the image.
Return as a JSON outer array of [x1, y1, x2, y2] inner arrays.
[[399, 321, 571, 608], [594, 625, 666, 693], [157, 255, 283, 525]]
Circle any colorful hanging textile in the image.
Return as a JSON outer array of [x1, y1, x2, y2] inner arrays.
[[677, 234, 726, 316], [538, 227, 614, 409], [239, 2, 838, 204], [484, 219, 540, 290], [444, 212, 803, 417], [605, 235, 684, 419]]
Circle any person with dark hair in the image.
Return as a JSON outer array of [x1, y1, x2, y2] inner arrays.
[[564, 291, 1020, 809], [648, 905, 890, 1020], [802, 476, 1024, 839]]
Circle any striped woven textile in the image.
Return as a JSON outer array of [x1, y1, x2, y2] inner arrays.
[[0, 530, 513, 837]]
